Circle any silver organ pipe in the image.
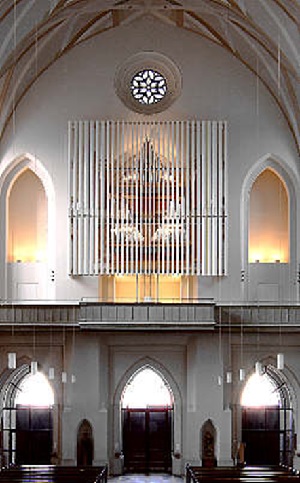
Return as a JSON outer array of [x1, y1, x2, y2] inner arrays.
[[68, 120, 227, 277]]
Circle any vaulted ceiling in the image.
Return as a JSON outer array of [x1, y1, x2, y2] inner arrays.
[[0, 0, 299, 152]]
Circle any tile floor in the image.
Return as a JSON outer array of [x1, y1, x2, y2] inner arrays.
[[108, 474, 184, 483]]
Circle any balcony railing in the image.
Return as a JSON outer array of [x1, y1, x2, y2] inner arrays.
[[0, 300, 300, 328]]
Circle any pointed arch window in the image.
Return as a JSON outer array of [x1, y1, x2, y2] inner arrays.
[[241, 372, 280, 407], [7, 169, 47, 263], [122, 367, 173, 408], [15, 371, 54, 407], [249, 168, 289, 263]]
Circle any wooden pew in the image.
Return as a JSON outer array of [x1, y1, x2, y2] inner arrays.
[[186, 464, 300, 483], [0, 464, 108, 483]]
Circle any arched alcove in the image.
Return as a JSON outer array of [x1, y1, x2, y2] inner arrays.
[[0, 154, 55, 300], [77, 419, 94, 466], [201, 419, 217, 467], [111, 359, 182, 476], [249, 168, 289, 264], [7, 168, 47, 263], [240, 156, 297, 302]]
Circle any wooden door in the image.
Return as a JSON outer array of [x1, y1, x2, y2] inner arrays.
[[16, 406, 53, 464], [242, 407, 280, 465], [123, 408, 172, 473]]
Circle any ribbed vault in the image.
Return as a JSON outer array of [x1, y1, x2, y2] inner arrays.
[[0, 0, 299, 152]]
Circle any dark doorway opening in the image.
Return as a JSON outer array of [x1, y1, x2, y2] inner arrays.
[[242, 406, 294, 466], [122, 407, 172, 473], [77, 419, 94, 466], [15, 405, 53, 464]]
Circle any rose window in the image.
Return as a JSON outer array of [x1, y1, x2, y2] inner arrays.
[[131, 69, 167, 105]]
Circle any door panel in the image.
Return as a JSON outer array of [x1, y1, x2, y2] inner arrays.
[[123, 408, 172, 473], [242, 407, 280, 465], [16, 406, 53, 464]]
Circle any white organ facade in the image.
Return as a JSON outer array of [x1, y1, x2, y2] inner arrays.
[[0, 0, 299, 474]]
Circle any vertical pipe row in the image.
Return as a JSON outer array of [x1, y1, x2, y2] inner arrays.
[[171, 121, 175, 275], [106, 121, 110, 273], [175, 121, 180, 275], [161, 122, 166, 275], [211, 121, 218, 276], [68, 120, 227, 277], [218, 122, 225, 275], [95, 121, 100, 275], [223, 121, 228, 275], [100, 121, 105, 274], [67, 121, 73, 275], [185, 120, 190, 275], [196, 121, 201, 275], [180, 121, 184, 276], [83, 120, 89, 275], [78, 121, 84, 275], [191, 120, 195, 276], [89, 121, 95, 275]]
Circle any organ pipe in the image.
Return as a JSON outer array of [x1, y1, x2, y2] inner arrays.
[[68, 120, 228, 276]]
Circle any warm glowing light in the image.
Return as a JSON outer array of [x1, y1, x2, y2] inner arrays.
[[114, 274, 182, 303], [122, 368, 173, 408], [9, 247, 45, 263], [249, 247, 287, 264], [7, 169, 47, 263], [16, 372, 54, 406], [241, 373, 280, 407], [249, 169, 289, 264]]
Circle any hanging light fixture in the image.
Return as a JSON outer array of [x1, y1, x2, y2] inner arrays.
[[71, 374, 76, 384], [277, 353, 284, 370], [61, 371, 67, 384], [48, 367, 55, 380], [226, 371, 232, 384], [239, 368, 245, 381], [31, 361, 38, 375], [255, 361, 263, 376], [8, 352, 17, 369], [217, 375, 222, 386]]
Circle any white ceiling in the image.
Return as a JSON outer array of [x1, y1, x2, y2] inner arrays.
[[0, 0, 299, 152]]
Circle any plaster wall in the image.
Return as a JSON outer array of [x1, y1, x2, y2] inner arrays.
[[0, 17, 299, 303]]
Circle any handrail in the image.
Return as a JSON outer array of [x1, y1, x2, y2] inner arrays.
[[186, 464, 199, 483], [94, 465, 108, 483]]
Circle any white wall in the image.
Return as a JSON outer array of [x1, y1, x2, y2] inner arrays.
[[0, 16, 299, 302]]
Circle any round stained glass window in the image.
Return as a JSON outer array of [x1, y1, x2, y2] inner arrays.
[[131, 69, 167, 105]]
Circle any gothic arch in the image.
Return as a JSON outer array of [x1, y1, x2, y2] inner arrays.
[[240, 154, 298, 301], [232, 359, 296, 409], [77, 419, 94, 466], [0, 153, 55, 300], [110, 356, 183, 474], [201, 419, 217, 467], [0, 361, 56, 466], [241, 155, 297, 268], [231, 358, 299, 464]]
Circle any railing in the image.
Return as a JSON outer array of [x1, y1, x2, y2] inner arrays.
[[215, 304, 300, 326], [94, 465, 108, 483], [1, 300, 300, 328], [79, 301, 215, 327], [186, 464, 198, 483], [0, 303, 79, 325]]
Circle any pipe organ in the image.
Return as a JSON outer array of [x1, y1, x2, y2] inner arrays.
[[68, 120, 227, 276]]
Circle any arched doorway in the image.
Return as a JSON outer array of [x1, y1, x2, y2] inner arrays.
[[121, 367, 173, 473], [77, 419, 94, 466], [1, 367, 54, 466], [240, 366, 294, 466]]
